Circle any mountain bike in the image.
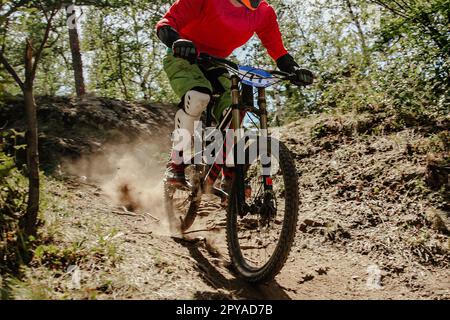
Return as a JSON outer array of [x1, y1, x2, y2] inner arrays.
[[164, 53, 299, 283]]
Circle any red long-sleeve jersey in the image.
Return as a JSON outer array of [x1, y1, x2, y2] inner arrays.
[[156, 0, 288, 61]]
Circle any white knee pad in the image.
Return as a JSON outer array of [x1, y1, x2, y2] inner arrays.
[[185, 90, 210, 117], [173, 90, 210, 152], [174, 90, 210, 134], [174, 109, 197, 139]]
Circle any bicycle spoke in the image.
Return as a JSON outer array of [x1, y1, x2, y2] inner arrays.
[[233, 154, 284, 269]]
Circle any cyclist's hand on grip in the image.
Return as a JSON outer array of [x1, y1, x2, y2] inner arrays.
[[277, 53, 314, 87], [172, 39, 198, 63], [292, 68, 314, 86]]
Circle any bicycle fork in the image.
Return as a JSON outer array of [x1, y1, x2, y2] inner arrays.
[[203, 75, 273, 199], [257, 86, 274, 192]]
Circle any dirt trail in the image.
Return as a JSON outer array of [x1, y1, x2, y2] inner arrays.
[[4, 97, 448, 299], [44, 147, 448, 300], [46, 175, 448, 300], [47, 180, 293, 300]]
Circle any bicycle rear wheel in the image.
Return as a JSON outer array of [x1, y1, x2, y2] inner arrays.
[[226, 140, 299, 283], [164, 166, 202, 232]]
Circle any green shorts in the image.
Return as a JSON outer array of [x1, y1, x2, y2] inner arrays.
[[163, 53, 231, 122]]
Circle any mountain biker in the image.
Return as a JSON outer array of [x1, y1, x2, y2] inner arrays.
[[156, 0, 314, 186]]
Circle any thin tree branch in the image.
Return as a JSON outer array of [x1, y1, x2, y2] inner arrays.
[[30, 8, 58, 81], [0, 50, 24, 90], [44, 30, 61, 49], [369, 0, 409, 18], [24, 39, 33, 87]]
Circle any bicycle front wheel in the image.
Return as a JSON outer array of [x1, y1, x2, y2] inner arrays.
[[226, 140, 299, 283]]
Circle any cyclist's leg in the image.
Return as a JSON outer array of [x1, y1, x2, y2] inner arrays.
[[211, 72, 232, 124], [210, 72, 233, 193], [163, 53, 212, 182], [164, 53, 212, 136]]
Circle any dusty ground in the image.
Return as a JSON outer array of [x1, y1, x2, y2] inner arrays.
[[2, 97, 449, 300]]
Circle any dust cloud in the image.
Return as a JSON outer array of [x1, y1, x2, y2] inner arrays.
[[62, 139, 179, 235]]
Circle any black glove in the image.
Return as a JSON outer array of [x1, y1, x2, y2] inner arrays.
[[276, 54, 314, 86], [172, 39, 198, 64], [157, 26, 180, 48], [293, 68, 314, 86]]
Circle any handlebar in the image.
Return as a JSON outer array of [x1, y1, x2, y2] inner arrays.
[[197, 53, 239, 70], [197, 53, 295, 83]]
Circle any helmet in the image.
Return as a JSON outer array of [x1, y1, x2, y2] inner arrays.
[[239, 0, 262, 11]]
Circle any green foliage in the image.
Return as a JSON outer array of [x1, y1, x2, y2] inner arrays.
[[265, 0, 450, 123], [33, 243, 87, 270], [0, 131, 28, 274], [2, 0, 447, 117], [81, 0, 175, 101], [1, 0, 174, 99]]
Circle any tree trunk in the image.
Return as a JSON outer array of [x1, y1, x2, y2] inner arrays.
[[1, 10, 57, 241], [19, 40, 40, 237], [66, 5, 86, 97], [21, 86, 40, 237]]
